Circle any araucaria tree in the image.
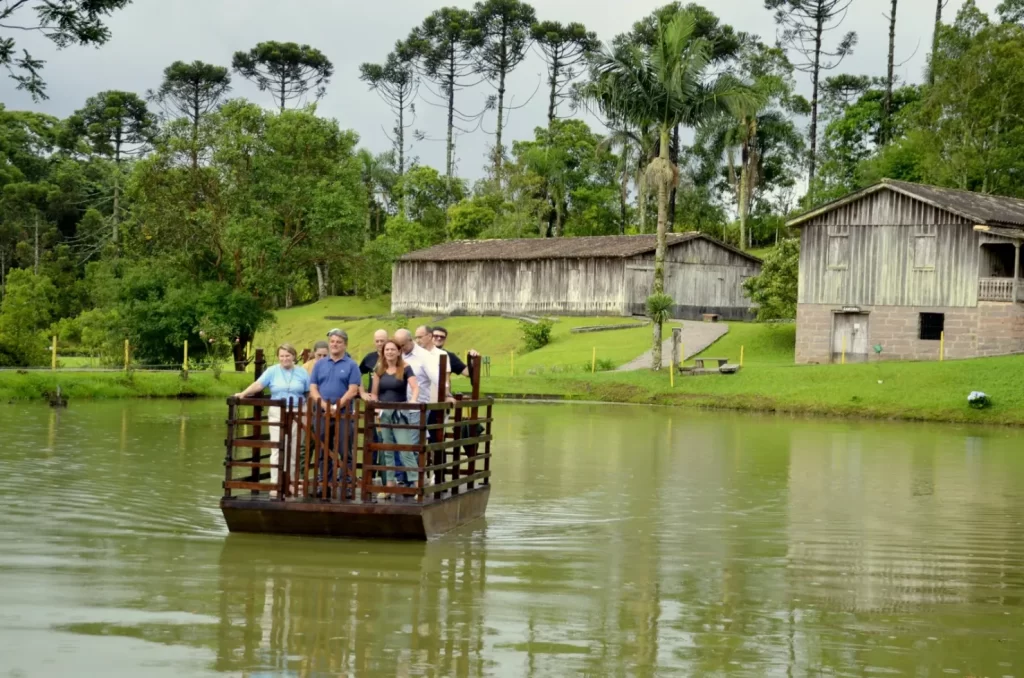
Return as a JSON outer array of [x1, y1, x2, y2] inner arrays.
[[68, 90, 157, 243], [405, 8, 483, 184], [532, 21, 599, 126], [231, 41, 334, 111], [583, 9, 751, 370], [149, 60, 232, 168], [0, 0, 131, 101], [471, 0, 536, 180], [765, 0, 857, 189], [359, 49, 418, 183]]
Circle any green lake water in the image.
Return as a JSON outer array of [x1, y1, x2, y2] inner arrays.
[[1, 400, 1022, 677]]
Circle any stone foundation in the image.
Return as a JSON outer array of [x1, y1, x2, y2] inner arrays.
[[795, 302, 1024, 364]]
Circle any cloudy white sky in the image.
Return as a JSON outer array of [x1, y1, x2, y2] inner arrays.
[[0, 0, 1003, 180]]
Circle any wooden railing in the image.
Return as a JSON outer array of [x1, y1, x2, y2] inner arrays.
[[223, 353, 493, 504], [978, 277, 1020, 302]]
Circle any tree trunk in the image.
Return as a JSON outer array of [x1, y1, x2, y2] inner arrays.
[[445, 55, 456, 179], [547, 55, 559, 127], [668, 125, 679, 233], [650, 126, 672, 372], [34, 212, 39, 275], [738, 162, 749, 252], [930, 0, 943, 85], [279, 78, 286, 112], [808, 18, 824, 191], [651, 320, 663, 372], [884, 0, 898, 143], [315, 263, 328, 300], [112, 170, 120, 244], [619, 163, 629, 235], [494, 51, 507, 184], [285, 287, 293, 309]]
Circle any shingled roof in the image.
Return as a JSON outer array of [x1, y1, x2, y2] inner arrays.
[[398, 233, 762, 263], [788, 179, 1024, 228]]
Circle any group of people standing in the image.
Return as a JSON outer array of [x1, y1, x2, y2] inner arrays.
[[234, 325, 476, 497]]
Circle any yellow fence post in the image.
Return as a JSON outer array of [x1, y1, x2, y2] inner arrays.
[[841, 335, 846, 365], [670, 361, 675, 387], [183, 339, 189, 373], [51, 335, 57, 370], [740, 345, 745, 368], [940, 331, 945, 362], [510, 350, 515, 377], [124, 339, 130, 371], [591, 347, 596, 374]]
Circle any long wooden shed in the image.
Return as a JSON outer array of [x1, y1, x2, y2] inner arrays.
[[391, 233, 762, 320]]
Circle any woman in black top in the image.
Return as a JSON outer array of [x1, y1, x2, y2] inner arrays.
[[372, 340, 419, 488]]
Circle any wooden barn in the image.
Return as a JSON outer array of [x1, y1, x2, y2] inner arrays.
[[391, 233, 762, 320], [790, 179, 1024, 364]]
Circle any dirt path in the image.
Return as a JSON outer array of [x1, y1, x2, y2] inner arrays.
[[616, 320, 729, 371]]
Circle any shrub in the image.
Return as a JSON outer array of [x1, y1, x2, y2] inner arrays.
[[519, 319, 554, 353], [645, 293, 674, 325]]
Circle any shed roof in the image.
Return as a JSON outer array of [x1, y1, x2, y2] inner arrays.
[[398, 233, 762, 264], [787, 179, 1024, 228]]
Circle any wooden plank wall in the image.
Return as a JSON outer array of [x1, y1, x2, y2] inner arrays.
[[625, 240, 761, 309], [798, 189, 980, 307], [392, 239, 761, 317], [391, 257, 629, 316]]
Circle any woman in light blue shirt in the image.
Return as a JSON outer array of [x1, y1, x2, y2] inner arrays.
[[235, 343, 309, 497]]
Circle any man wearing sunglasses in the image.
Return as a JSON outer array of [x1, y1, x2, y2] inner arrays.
[[430, 326, 478, 379]]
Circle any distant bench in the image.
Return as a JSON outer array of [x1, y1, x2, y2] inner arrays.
[[681, 357, 740, 375]]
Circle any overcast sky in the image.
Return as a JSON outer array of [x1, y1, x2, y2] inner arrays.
[[0, 0, 1002, 180]]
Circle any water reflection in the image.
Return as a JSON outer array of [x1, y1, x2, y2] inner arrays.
[[2, 401, 1024, 677], [212, 532, 489, 677]]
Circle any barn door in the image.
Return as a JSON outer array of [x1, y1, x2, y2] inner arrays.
[[831, 312, 870, 363], [625, 265, 652, 316]]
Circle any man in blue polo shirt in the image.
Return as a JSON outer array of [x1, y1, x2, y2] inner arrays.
[[310, 328, 361, 410], [310, 328, 361, 496]]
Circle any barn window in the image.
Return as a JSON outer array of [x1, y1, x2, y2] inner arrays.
[[914, 225, 937, 270], [827, 225, 849, 269], [919, 312, 944, 340]]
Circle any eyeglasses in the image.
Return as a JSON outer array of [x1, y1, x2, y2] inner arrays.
[[432, 334, 447, 340]]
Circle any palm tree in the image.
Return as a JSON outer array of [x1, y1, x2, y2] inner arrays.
[[582, 9, 752, 370], [696, 70, 803, 250]]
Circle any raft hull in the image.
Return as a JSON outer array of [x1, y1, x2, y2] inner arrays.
[[220, 486, 489, 541]]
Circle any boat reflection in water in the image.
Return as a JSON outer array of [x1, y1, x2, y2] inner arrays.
[[214, 529, 489, 677]]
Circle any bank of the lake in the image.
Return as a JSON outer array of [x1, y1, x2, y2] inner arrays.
[[0, 369, 250, 401], [2, 353, 1020, 426]]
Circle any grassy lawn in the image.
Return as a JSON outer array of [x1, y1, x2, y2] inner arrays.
[[0, 370, 250, 401], [478, 353, 1024, 425], [257, 297, 650, 377], [690, 322, 796, 366], [9, 296, 1020, 427]]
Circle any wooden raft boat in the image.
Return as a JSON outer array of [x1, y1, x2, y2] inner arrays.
[[221, 353, 493, 541]]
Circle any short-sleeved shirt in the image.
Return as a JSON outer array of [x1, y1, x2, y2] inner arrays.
[[359, 350, 379, 391], [446, 351, 467, 377], [402, 345, 433, 405], [310, 354, 361, 403], [257, 365, 309, 406], [376, 365, 415, 403]]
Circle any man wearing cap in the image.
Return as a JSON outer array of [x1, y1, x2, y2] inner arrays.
[[309, 329, 361, 495]]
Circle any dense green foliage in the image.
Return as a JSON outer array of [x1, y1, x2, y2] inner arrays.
[[1, 0, 1023, 370]]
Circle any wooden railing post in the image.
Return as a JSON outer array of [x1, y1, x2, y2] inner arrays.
[[483, 401, 492, 487], [362, 400, 375, 502], [278, 400, 291, 500], [436, 353, 449, 489], [467, 354, 482, 491], [452, 396, 463, 497], [418, 403, 428, 502], [224, 397, 237, 499]]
